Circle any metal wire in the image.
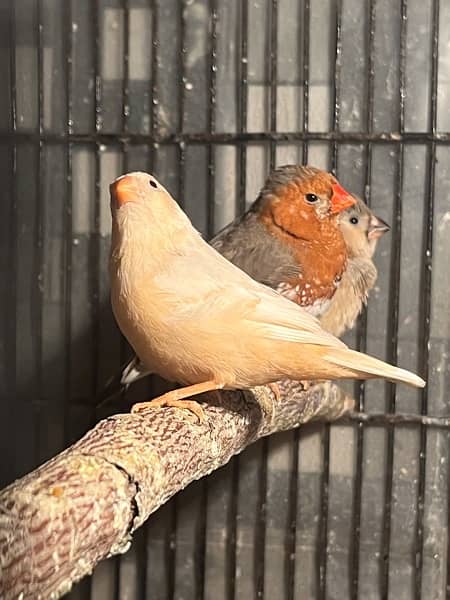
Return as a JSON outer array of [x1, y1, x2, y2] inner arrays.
[[5, 0, 17, 488], [317, 3, 343, 597], [415, 1, 439, 596], [268, 0, 277, 170], [91, 0, 101, 405], [301, 0, 310, 164], [63, 0, 73, 455], [236, 0, 248, 216], [346, 411, 450, 429], [255, 4, 279, 599], [350, 3, 376, 596], [33, 0, 45, 463], [6, 129, 450, 145], [195, 4, 220, 598], [380, 3, 407, 597], [226, 7, 249, 599], [286, 3, 311, 596]]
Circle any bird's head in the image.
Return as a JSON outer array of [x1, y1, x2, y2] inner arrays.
[[338, 196, 390, 258], [255, 165, 356, 241], [110, 171, 192, 246]]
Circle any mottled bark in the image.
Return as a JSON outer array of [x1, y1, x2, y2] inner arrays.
[[0, 381, 352, 600]]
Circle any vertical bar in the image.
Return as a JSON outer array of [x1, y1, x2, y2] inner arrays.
[[197, 3, 218, 597], [317, 3, 342, 598], [253, 10, 278, 598], [91, 0, 101, 402], [286, 0, 310, 584], [226, 6, 248, 599], [63, 0, 73, 445], [254, 4, 278, 598], [122, 0, 130, 137], [162, 0, 176, 596], [255, 441, 268, 600], [226, 456, 239, 600], [416, 0, 439, 597], [237, 0, 248, 215], [34, 0, 45, 460], [120, 0, 130, 363], [350, 2, 376, 598], [268, 0, 277, 169], [301, 0, 310, 164], [286, 429, 299, 600], [115, 2, 131, 597], [380, 2, 407, 597], [6, 0, 17, 487], [9, 0, 17, 134], [330, 0, 342, 174], [91, 8, 103, 599], [206, 0, 217, 237], [121, 0, 131, 167], [176, 0, 185, 205], [288, 3, 310, 588], [286, 8, 310, 588], [151, 0, 159, 158]]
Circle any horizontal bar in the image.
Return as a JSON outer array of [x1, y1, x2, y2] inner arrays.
[[2, 130, 450, 146], [344, 411, 450, 429]]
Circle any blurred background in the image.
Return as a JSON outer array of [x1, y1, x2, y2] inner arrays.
[[1, 0, 450, 598]]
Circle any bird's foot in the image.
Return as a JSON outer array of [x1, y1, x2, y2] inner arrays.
[[300, 380, 313, 392], [131, 380, 224, 422], [268, 382, 282, 402], [302, 379, 328, 391], [131, 394, 206, 422]]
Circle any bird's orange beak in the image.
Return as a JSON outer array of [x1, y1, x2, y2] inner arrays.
[[111, 175, 140, 208], [330, 183, 356, 214]]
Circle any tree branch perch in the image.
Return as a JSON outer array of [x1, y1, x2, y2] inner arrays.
[[0, 380, 352, 600]]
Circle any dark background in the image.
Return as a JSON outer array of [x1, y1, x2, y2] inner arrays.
[[1, 0, 449, 598]]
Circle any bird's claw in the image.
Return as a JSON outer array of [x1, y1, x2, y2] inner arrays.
[[268, 382, 282, 402], [131, 396, 206, 423]]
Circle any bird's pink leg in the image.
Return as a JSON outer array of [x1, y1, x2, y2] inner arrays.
[[131, 380, 225, 422]]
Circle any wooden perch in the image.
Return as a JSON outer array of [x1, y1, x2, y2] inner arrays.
[[0, 380, 353, 600]]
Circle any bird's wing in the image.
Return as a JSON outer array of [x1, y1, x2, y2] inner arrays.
[[203, 241, 346, 348], [157, 235, 345, 350], [210, 215, 303, 291], [244, 283, 347, 349]]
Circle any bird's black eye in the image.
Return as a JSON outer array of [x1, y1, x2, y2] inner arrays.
[[149, 180, 158, 189], [349, 216, 359, 225], [305, 193, 318, 203]]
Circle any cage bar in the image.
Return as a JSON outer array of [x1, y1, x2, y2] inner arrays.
[[4, 0, 18, 489], [34, 0, 44, 456], [63, 0, 74, 446], [317, 2, 343, 597], [350, 1, 377, 596], [415, 0, 440, 597], [380, 1, 408, 596], [268, 0, 277, 169], [5, 129, 450, 145], [301, 0, 310, 164]]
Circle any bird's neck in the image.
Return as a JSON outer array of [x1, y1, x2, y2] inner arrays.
[[295, 224, 348, 279], [261, 205, 347, 272]]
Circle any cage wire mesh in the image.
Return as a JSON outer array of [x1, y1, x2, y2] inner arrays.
[[0, 0, 450, 598]]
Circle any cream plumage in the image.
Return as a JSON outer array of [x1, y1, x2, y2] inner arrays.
[[109, 172, 425, 418], [320, 196, 390, 337]]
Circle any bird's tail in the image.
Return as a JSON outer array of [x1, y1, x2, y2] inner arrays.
[[324, 348, 425, 388], [95, 356, 150, 412]]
